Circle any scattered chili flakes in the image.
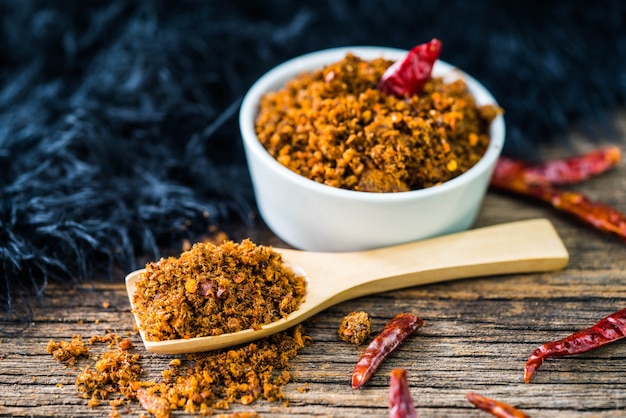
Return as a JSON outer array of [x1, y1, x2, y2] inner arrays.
[[214, 412, 261, 418], [338, 311, 371, 345], [47, 326, 311, 417], [132, 239, 307, 341], [79, 349, 142, 407], [297, 383, 310, 393], [136, 388, 171, 418], [255, 52, 501, 192], [146, 325, 311, 415], [89, 332, 124, 347], [46, 335, 89, 366]]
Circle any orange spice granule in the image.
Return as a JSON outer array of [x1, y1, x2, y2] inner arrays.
[[214, 412, 261, 418], [46, 335, 89, 366], [132, 239, 306, 342], [255, 53, 502, 192]]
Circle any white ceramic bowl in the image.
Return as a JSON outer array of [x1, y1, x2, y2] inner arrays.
[[239, 46, 505, 252]]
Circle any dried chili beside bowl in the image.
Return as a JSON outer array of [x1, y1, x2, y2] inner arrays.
[[490, 146, 626, 242], [351, 313, 423, 389], [524, 307, 626, 383], [48, 327, 311, 417], [466, 392, 529, 418], [493, 146, 620, 186]]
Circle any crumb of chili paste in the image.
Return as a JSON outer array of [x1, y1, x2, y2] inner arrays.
[[338, 311, 371, 345], [48, 327, 310, 417], [46, 334, 89, 366], [47, 332, 142, 408], [143, 325, 311, 415], [76, 347, 142, 408], [132, 239, 306, 341], [255, 53, 502, 192], [214, 412, 260, 418]]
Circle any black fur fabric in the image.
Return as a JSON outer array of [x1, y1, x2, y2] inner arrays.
[[1, 0, 625, 317]]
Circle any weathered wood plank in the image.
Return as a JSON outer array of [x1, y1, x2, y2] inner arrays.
[[3, 279, 626, 417]]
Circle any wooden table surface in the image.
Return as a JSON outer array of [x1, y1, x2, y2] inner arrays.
[[2, 127, 626, 417]]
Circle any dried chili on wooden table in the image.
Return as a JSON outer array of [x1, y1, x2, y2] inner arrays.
[[466, 392, 529, 418], [351, 313, 423, 389], [378, 38, 442, 98], [490, 146, 626, 242], [494, 181, 626, 241], [389, 368, 418, 418], [524, 307, 626, 383], [493, 146, 620, 186]]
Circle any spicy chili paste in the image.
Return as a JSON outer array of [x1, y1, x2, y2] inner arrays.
[[255, 52, 501, 192], [132, 239, 306, 341]]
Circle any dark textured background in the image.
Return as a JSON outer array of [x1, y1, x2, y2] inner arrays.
[[1, 0, 625, 318]]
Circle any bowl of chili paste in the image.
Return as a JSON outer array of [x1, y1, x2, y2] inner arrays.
[[239, 45, 505, 251]]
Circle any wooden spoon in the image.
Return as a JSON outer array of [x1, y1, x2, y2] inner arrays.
[[125, 218, 568, 354]]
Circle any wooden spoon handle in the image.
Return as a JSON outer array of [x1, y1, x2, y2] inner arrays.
[[278, 218, 568, 308]]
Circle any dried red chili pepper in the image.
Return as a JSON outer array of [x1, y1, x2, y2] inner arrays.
[[524, 307, 626, 383], [466, 392, 529, 418], [546, 189, 626, 240], [491, 178, 626, 241], [389, 369, 417, 418], [493, 146, 620, 186], [351, 313, 423, 389], [490, 147, 626, 242], [378, 38, 442, 98]]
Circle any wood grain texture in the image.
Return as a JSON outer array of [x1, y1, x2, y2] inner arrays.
[[2, 135, 626, 417]]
